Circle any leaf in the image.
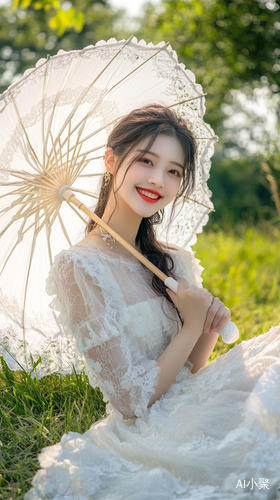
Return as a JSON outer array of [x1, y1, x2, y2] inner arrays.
[[33, 1, 43, 9], [74, 12, 84, 32], [12, 0, 20, 9], [20, 0, 33, 8]]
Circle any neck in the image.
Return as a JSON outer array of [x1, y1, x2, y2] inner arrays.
[[100, 191, 143, 250]]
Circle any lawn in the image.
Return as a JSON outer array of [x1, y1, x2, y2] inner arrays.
[[0, 225, 279, 499], [194, 225, 280, 362]]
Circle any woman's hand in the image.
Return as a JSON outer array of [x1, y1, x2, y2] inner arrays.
[[166, 278, 213, 338], [203, 293, 231, 334]]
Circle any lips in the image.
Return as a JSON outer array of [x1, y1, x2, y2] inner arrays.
[[135, 187, 162, 197], [135, 187, 163, 204]]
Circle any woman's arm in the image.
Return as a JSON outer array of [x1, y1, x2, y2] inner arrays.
[[148, 323, 203, 408], [187, 331, 219, 374], [147, 326, 218, 409]]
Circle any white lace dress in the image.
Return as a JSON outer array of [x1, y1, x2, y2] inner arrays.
[[24, 238, 280, 500]]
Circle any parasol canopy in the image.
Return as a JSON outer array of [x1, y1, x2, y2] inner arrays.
[[0, 36, 231, 378]]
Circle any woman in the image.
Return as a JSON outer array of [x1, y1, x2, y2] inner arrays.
[[25, 105, 280, 500]]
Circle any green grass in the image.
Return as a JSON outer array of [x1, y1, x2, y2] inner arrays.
[[0, 361, 107, 500], [1, 225, 279, 499], [193, 225, 280, 363]]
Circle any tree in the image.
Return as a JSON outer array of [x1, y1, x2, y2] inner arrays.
[[135, 0, 280, 146], [0, 0, 126, 95], [12, 0, 84, 36]]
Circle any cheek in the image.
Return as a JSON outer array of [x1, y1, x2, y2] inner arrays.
[[168, 177, 182, 194], [125, 164, 144, 181]]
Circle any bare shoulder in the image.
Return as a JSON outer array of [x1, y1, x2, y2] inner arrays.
[[73, 229, 108, 252]]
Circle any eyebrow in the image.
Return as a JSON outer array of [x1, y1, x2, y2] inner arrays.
[[137, 150, 184, 170]]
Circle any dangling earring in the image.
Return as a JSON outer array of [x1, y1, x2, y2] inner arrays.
[[104, 171, 112, 187]]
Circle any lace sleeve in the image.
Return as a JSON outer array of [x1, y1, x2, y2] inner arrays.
[[46, 250, 161, 420]]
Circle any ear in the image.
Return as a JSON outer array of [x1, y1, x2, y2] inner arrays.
[[104, 148, 116, 174]]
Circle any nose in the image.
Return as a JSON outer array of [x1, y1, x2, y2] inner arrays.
[[147, 167, 164, 188]]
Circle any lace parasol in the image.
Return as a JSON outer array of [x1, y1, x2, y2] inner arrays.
[[0, 36, 237, 378]]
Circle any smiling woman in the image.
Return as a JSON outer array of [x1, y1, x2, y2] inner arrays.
[[105, 134, 184, 213], [23, 104, 280, 500], [85, 104, 196, 291]]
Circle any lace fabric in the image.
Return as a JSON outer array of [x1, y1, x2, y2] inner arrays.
[[10, 238, 279, 500], [24, 322, 280, 500], [44, 239, 201, 419]]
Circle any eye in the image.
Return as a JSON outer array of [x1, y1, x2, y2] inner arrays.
[[141, 158, 153, 166], [169, 169, 181, 177]]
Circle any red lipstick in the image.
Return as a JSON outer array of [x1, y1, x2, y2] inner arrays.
[[135, 187, 162, 204]]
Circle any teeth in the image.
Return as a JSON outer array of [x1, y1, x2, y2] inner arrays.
[[137, 188, 160, 199]]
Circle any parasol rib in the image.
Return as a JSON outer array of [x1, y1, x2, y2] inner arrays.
[[183, 196, 215, 211], [69, 43, 170, 145], [45, 221, 53, 267], [44, 90, 66, 172], [0, 181, 26, 188], [168, 94, 207, 108], [68, 141, 83, 182], [47, 203, 64, 232], [79, 171, 105, 178], [18, 139, 44, 173], [65, 119, 72, 180], [11, 95, 44, 175], [20, 201, 59, 237], [50, 40, 170, 168], [0, 187, 35, 202], [22, 213, 39, 344], [42, 55, 49, 171], [0, 194, 37, 238], [58, 213, 72, 247], [67, 200, 89, 224], [0, 218, 28, 276], [49, 130, 66, 186], [73, 153, 105, 163], [48, 36, 135, 162], [71, 157, 92, 183], [69, 187, 98, 199], [1, 168, 59, 190]]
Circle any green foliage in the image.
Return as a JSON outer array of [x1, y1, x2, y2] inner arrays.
[[49, 8, 84, 37], [193, 226, 280, 361], [0, 0, 126, 95], [264, 124, 280, 172], [12, 0, 85, 36], [206, 155, 280, 229], [135, 0, 280, 139], [1, 226, 279, 499]]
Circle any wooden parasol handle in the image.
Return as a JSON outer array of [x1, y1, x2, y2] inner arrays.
[[60, 187, 170, 283], [59, 187, 239, 344]]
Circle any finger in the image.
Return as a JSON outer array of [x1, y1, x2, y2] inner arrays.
[[178, 278, 189, 291], [211, 309, 231, 332], [208, 305, 226, 332], [203, 298, 220, 333]]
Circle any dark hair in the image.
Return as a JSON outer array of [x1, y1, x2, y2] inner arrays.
[[86, 104, 197, 327]]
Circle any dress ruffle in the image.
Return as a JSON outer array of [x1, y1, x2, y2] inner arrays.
[[25, 324, 280, 500]]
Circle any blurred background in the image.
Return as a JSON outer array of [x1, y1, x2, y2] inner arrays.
[[0, 0, 279, 232]]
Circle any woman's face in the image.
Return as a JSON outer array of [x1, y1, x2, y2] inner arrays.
[[113, 134, 185, 218]]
